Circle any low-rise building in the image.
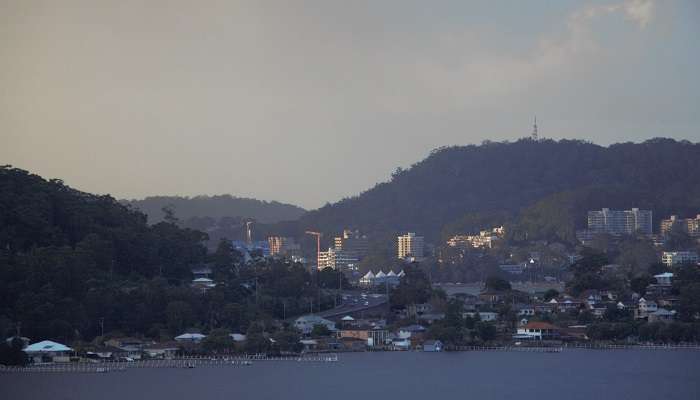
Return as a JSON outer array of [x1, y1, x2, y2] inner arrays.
[[514, 322, 560, 340], [175, 333, 206, 344], [648, 308, 677, 323], [23, 340, 73, 363], [661, 251, 699, 267], [294, 315, 336, 335], [423, 340, 444, 352]]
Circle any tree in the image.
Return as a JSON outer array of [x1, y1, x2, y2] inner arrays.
[[166, 301, 194, 334], [0, 338, 28, 366], [389, 268, 432, 309], [244, 323, 271, 354], [311, 324, 331, 337], [543, 289, 559, 302], [474, 322, 497, 342], [202, 328, 234, 352], [485, 276, 511, 292], [630, 275, 654, 296], [567, 250, 608, 296]]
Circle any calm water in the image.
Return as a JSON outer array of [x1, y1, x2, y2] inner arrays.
[[2, 350, 699, 400]]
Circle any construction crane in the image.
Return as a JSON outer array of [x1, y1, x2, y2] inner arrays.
[[305, 231, 322, 270]]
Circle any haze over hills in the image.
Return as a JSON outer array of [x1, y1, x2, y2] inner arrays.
[[274, 138, 700, 244], [122, 195, 306, 225]]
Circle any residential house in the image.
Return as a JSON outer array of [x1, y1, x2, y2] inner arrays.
[[143, 342, 179, 359], [648, 308, 677, 323], [423, 340, 444, 352], [175, 333, 207, 344], [294, 315, 336, 335], [514, 322, 561, 341], [23, 340, 73, 363]]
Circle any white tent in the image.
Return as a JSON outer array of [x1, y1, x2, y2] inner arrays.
[[375, 271, 386, 278], [387, 270, 397, 277], [341, 315, 355, 321]]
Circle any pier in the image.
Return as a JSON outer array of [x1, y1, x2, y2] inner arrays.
[[0, 353, 338, 374]]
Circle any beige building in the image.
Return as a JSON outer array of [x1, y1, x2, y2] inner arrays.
[[446, 226, 504, 249], [660, 215, 700, 237], [268, 236, 300, 257], [398, 232, 424, 260]]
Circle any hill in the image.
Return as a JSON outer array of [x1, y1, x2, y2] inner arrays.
[[283, 138, 700, 244], [0, 167, 322, 346], [123, 195, 306, 224]]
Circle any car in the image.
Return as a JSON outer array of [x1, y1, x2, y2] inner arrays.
[[363, 301, 369, 306]]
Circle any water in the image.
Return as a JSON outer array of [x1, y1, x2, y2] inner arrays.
[[2, 350, 699, 400]]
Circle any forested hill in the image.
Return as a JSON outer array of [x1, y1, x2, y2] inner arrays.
[[288, 138, 700, 242], [123, 195, 306, 224]]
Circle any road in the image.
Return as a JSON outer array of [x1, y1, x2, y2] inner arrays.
[[317, 290, 388, 319]]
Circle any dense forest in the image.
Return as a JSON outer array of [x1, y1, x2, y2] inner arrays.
[[0, 167, 331, 347], [123, 195, 306, 225], [269, 138, 700, 246]]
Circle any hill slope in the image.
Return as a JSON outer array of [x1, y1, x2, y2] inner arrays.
[[123, 195, 306, 224], [289, 138, 700, 242]]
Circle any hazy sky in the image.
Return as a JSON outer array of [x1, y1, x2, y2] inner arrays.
[[2, 0, 699, 209]]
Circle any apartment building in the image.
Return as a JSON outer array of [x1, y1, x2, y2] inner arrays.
[[661, 251, 699, 266], [660, 215, 700, 237], [587, 208, 652, 235], [398, 232, 424, 260]]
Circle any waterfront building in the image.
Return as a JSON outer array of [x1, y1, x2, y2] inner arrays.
[[661, 251, 699, 266], [514, 322, 560, 340], [660, 215, 700, 237], [397, 232, 424, 260], [422, 340, 444, 352], [23, 340, 73, 363], [586, 208, 653, 235]]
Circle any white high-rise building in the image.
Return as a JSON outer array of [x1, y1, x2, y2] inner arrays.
[[397, 232, 424, 260], [317, 248, 359, 271], [587, 208, 652, 235]]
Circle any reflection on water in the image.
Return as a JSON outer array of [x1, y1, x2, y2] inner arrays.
[[2, 350, 699, 400]]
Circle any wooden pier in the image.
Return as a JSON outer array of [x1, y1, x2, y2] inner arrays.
[[0, 353, 338, 374]]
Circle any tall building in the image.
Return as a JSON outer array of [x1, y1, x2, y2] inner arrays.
[[397, 232, 424, 260], [587, 208, 652, 235], [268, 236, 301, 257], [333, 230, 369, 260], [660, 215, 700, 237], [317, 248, 359, 271]]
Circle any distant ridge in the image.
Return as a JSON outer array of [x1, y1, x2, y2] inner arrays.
[[123, 195, 306, 224], [282, 138, 700, 243]]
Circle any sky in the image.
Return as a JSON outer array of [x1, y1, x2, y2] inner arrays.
[[1, 0, 699, 209]]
